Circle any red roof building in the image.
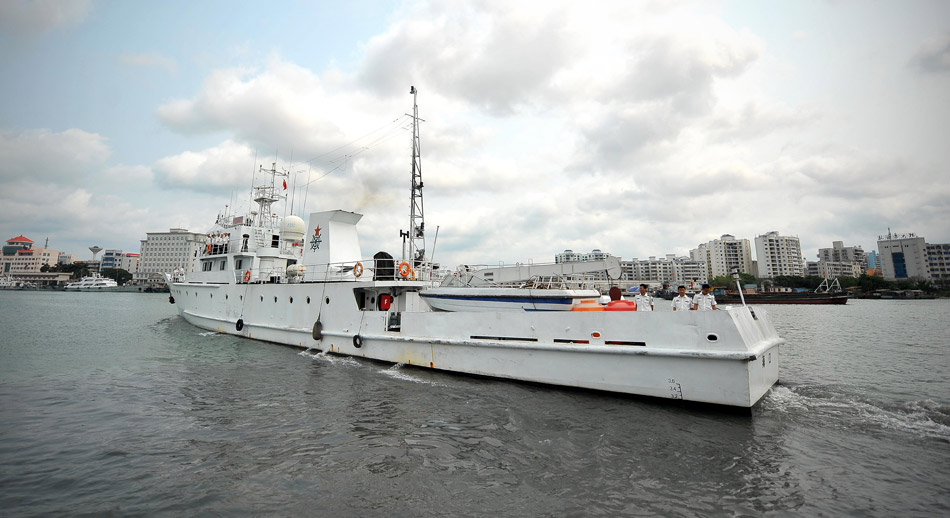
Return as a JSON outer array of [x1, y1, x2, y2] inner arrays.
[[7, 235, 34, 244]]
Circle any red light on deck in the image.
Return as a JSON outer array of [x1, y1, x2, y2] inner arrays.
[[592, 332, 601, 338]]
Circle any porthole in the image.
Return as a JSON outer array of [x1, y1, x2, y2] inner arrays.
[[289, 297, 293, 304], [274, 296, 277, 303], [306, 296, 310, 304], [706, 333, 719, 342], [240, 295, 243, 301], [210, 293, 213, 299], [325, 297, 330, 305], [225, 295, 228, 300], [260, 295, 263, 302]]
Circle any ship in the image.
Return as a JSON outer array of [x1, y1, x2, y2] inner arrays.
[[714, 291, 849, 305], [714, 278, 849, 305], [166, 87, 784, 408]]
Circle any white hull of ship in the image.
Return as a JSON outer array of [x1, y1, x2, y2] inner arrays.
[[172, 281, 780, 408]]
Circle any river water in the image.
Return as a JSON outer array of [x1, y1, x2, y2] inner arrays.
[[0, 291, 948, 517]]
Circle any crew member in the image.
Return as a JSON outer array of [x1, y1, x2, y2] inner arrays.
[[692, 283, 718, 311], [633, 284, 654, 311], [671, 285, 692, 311]]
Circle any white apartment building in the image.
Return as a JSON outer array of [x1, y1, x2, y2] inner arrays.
[[754, 231, 805, 278], [818, 241, 867, 268], [555, 249, 613, 263], [135, 228, 208, 284], [690, 234, 754, 278], [621, 255, 708, 287], [806, 261, 862, 278]]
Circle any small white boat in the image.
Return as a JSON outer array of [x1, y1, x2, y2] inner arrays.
[[64, 273, 119, 291], [420, 286, 601, 312], [420, 260, 617, 312]]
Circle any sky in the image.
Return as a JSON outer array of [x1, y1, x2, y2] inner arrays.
[[1, 0, 948, 268]]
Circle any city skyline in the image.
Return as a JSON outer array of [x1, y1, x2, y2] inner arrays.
[[1, 1, 948, 267]]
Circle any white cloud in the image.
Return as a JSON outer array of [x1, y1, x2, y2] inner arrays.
[[0, 128, 110, 184], [153, 139, 261, 191]]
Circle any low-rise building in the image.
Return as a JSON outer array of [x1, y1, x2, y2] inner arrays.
[[119, 253, 140, 273], [805, 261, 862, 278], [621, 255, 708, 288]]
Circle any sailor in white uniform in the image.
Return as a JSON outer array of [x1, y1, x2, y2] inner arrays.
[[671, 285, 692, 311], [692, 283, 718, 311], [633, 284, 654, 311]]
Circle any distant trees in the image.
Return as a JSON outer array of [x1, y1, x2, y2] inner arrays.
[[57, 262, 89, 279]]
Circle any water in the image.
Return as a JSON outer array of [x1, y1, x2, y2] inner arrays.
[[1, 292, 948, 517]]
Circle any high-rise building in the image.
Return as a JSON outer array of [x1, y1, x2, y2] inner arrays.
[[817, 241, 867, 268], [134, 228, 207, 284], [877, 231, 929, 280], [690, 234, 754, 278], [925, 243, 950, 281], [754, 231, 805, 278], [805, 261, 862, 278]]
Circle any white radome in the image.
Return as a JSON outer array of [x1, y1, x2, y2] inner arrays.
[[280, 215, 306, 242]]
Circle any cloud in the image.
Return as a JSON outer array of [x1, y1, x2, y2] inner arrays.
[[119, 52, 178, 75], [910, 34, 950, 74], [153, 139, 262, 192], [0, 128, 110, 184], [359, 2, 576, 115], [0, 0, 91, 38], [155, 59, 363, 156]]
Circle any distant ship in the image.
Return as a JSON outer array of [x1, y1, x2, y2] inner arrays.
[[713, 276, 849, 305], [714, 291, 849, 305], [64, 273, 119, 291]]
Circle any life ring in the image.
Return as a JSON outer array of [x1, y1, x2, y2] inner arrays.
[[353, 262, 363, 278], [243, 270, 251, 282], [353, 334, 363, 348], [399, 261, 411, 277], [206, 243, 211, 254]]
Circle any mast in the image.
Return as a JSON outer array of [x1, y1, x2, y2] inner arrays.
[[252, 162, 287, 229], [407, 85, 426, 266]]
